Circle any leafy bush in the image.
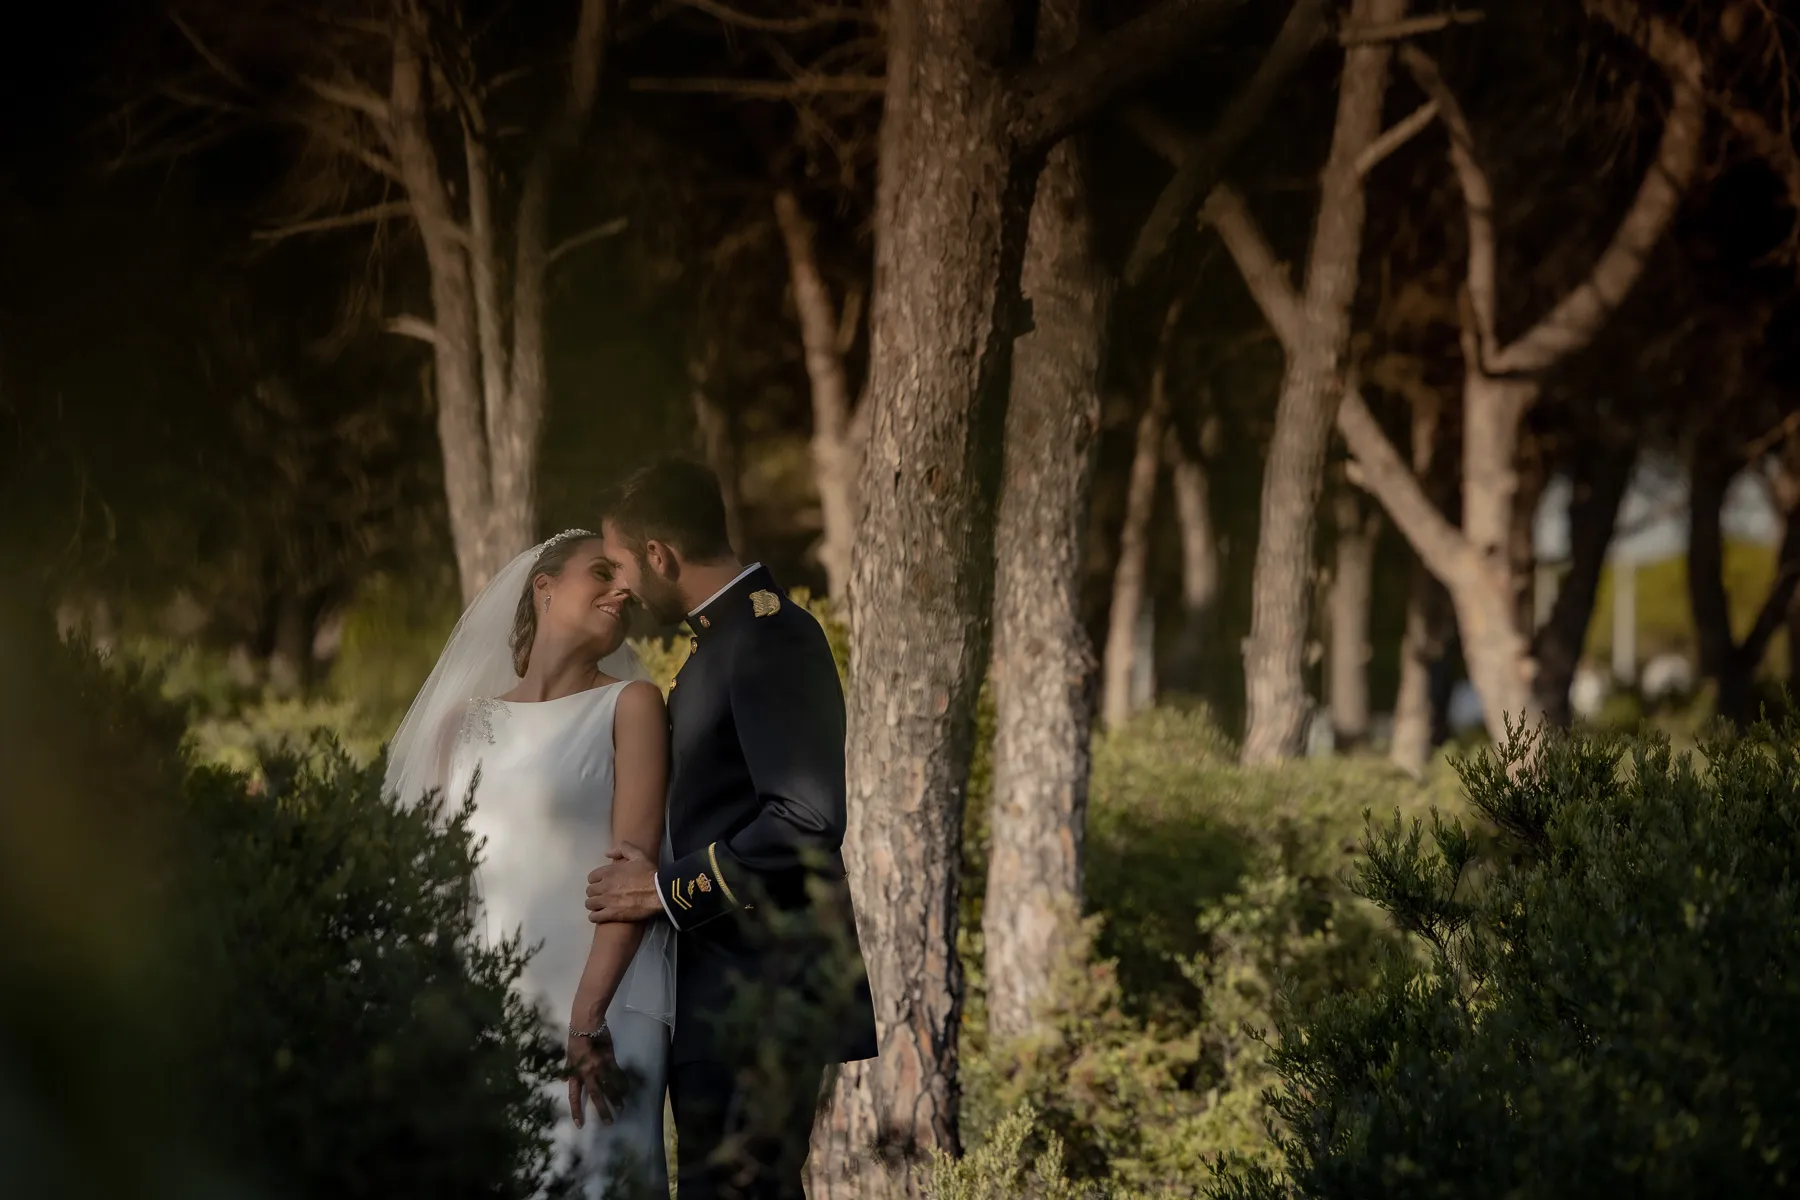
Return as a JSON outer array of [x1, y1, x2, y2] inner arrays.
[[171, 748, 564, 1198], [1214, 725, 1800, 1199], [961, 708, 1453, 1195], [925, 1106, 1112, 1200], [1, 601, 560, 1198]]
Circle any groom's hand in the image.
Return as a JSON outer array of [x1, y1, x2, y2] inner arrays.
[[586, 842, 662, 923]]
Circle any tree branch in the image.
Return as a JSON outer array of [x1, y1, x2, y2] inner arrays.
[[1338, 385, 1474, 585], [169, 13, 251, 92], [1199, 184, 1304, 349], [547, 216, 630, 265], [387, 314, 439, 344], [668, 0, 877, 33], [1354, 99, 1438, 177], [1399, 46, 1499, 361], [1009, 0, 1249, 151], [1123, 0, 1330, 283], [1339, 10, 1486, 46], [1191, 168, 1474, 586], [625, 74, 885, 97], [297, 116, 404, 183], [1492, 1, 1706, 375], [254, 201, 413, 241], [302, 75, 392, 127]]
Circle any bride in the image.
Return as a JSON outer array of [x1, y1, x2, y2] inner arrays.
[[385, 529, 674, 1197]]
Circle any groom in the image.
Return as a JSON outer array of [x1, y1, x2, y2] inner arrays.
[[584, 459, 876, 1200]]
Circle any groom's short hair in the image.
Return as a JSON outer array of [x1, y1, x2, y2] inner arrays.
[[600, 459, 735, 562]]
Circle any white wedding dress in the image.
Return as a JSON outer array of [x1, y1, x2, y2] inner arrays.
[[445, 680, 675, 1198]]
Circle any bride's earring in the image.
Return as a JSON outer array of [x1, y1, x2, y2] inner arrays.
[[542, 594, 551, 614]]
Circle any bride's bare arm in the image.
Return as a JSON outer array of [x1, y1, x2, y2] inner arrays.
[[568, 680, 667, 1123]]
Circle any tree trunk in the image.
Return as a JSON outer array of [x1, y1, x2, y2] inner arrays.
[[1101, 297, 1182, 730], [774, 188, 860, 598], [1686, 441, 1800, 726], [384, 1, 607, 601], [1688, 446, 1745, 716], [1328, 483, 1380, 748], [810, 8, 1028, 1193], [1389, 390, 1446, 774], [688, 339, 747, 557], [1239, 0, 1407, 765], [1164, 415, 1220, 693], [815, 2, 1282, 1189], [1532, 430, 1636, 724], [984, 74, 1110, 1043]]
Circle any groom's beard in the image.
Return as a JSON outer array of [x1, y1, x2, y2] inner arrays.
[[634, 566, 687, 627]]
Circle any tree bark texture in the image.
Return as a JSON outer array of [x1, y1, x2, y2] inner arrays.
[[1101, 297, 1182, 731], [809, 6, 1030, 1193], [382, 0, 607, 601], [984, 0, 1111, 1043], [1239, 0, 1408, 766], [1532, 429, 1636, 724], [814, 2, 1249, 1189], [1328, 483, 1380, 747], [774, 188, 860, 598]]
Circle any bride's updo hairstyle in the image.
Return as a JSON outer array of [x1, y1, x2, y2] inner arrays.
[[509, 529, 597, 677]]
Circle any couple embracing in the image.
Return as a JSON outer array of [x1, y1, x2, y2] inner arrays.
[[385, 459, 876, 1199]]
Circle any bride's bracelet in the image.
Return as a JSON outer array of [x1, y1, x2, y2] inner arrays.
[[569, 1021, 609, 1042]]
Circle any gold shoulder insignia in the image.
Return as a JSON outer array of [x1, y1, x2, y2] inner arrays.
[[696, 871, 713, 893], [750, 590, 781, 618]]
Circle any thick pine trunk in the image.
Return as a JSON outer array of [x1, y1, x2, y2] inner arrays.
[[774, 189, 860, 598], [1533, 430, 1635, 724], [1101, 298, 1181, 730], [1328, 484, 1379, 748], [810, 4, 1033, 1193], [984, 0, 1110, 1040], [1239, 0, 1406, 765]]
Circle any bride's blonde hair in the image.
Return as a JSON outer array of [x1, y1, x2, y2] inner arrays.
[[509, 530, 598, 677]]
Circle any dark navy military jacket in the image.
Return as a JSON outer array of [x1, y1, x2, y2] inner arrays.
[[656, 565, 877, 1066]]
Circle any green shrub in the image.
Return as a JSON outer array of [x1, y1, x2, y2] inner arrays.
[[1213, 725, 1800, 1199], [962, 708, 1453, 1195], [924, 1105, 1114, 1200], [172, 747, 564, 1198], [1, 601, 560, 1198]]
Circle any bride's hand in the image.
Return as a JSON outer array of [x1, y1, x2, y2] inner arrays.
[[567, 1024, 624, 1128]]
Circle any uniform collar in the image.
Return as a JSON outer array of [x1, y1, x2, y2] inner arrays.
[[686, 563, 779, 643]]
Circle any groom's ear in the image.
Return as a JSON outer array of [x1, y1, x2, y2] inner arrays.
[[644, 538, 677, 578]]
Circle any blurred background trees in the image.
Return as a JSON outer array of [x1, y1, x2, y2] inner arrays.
[[5, 0, 1800, 1195]]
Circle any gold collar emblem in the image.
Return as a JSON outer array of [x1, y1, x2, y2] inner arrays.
[[750, 590, 781, 618]]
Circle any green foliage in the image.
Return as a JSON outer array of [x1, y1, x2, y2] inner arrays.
[[1214, 725, 1800, 1199], [2, 601, 560, 1198], [962, 708, 1452, 1195], [925, 1106, 1117, 1200], [172, 747, 564, 1198], [329, 568, 464, 734]]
